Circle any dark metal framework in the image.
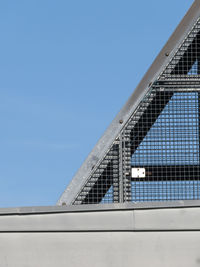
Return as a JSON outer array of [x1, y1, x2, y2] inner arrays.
[[58, 1, 200, 205]]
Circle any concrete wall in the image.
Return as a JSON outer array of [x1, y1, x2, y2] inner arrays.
[[0, 202, 200, 267], [1, 232, 200, 267]]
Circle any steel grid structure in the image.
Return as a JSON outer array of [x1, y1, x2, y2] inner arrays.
[[58, 0, 200, 206]]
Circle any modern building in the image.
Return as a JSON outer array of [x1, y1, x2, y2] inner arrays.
[[1, 1, 200, 266]]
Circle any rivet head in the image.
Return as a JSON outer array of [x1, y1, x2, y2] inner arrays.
[[165, 52, 169, 57], [119, 119, 123, 124]]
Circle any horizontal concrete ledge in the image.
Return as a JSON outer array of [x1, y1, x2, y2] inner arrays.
[[0, 202, 199, 232], [1, 200, 200, 215]]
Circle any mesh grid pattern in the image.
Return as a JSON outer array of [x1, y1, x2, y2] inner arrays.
[[73, 144, 119, 204], [128, 90, 200, 202], [72, 16, 200, 205], [131, 181, 200, 202], [131, 92, 199, 166], [161, 18, 200, 78], [101, 186, 114, 203]]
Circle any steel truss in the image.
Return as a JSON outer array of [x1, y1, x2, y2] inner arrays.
[[58, 0, 200, 206]]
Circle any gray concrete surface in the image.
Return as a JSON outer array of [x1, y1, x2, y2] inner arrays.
[[0, 202, 199, 266]]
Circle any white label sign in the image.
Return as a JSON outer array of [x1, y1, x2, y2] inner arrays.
[[132, 168, 145, 178]]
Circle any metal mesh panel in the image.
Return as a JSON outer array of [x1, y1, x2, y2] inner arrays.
[[161, 18, 200, 78], [72, 16, 200, 205], [131, 181, 200, 202], [125, 89, 200, 202], [188, 61, 198, 75], [131, 92, 199, 166], [73, 144, 119, 204], [101, 186, 114, 204]]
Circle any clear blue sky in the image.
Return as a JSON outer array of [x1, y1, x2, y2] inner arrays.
[[0, 0, 194, 207]]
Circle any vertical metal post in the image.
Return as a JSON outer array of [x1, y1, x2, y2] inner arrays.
[[119, 134, 124, 203], [123, 129, 132, 202], [198, 56, 200, 169], [198, 90, 200, 200], [112, 143, 120, 203]]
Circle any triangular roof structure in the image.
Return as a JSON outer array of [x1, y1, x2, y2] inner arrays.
[[58, 0, 200, 206]]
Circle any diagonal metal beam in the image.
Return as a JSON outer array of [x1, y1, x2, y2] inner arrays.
[[172, 31, 200, 75]]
